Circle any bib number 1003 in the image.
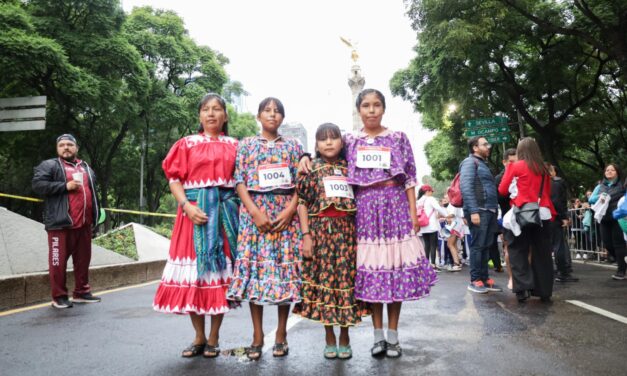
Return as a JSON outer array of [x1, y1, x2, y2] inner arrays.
[[323, 176, 354, 198]]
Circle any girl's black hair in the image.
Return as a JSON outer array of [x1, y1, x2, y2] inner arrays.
[[355, 88, 386, 110], [257, 97, 285, 118], [197, 93, 228, 135], [314, 122, 345, 159]]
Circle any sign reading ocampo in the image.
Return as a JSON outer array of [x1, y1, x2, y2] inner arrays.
[[465, 125, 509, 137], [0, 96, 47, 132]]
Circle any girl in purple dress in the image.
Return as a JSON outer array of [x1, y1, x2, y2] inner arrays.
[[300, 89, 436, 358]]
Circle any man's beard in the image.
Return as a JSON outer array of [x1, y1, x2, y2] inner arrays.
[[60, 153, 76, 162]]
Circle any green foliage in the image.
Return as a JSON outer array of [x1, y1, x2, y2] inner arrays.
[[393, 0, 626, 193], [93, 225, 138, 260], [0, 1, 256, 226], [148, 223, 173, 239]]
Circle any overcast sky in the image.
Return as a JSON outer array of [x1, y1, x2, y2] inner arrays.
[[122, 0, 434, 176]]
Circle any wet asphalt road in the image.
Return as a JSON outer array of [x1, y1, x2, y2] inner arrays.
[[1, 262, 626, 376]]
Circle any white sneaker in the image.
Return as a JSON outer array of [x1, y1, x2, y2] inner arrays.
[[450, 264, 462, 272], [575, 254, 582, 260], [583, 254, 588, 260]]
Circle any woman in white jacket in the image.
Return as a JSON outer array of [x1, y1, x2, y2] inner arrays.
[[417, 185, 449, 269]]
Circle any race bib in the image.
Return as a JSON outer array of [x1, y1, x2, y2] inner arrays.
[[356, 146, 391, 169], [258, 163, 292, 188], [323, 176, 354, 199]]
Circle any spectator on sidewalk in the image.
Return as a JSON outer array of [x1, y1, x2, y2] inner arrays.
[[498, 137, 555, 303], [32, 134, 102, 309], [588, 164, 626, 280], [418, 185, 449, 271], [494, 148, 517, 288], [459, 136, 502, 294], [548, 165, 578, 282]]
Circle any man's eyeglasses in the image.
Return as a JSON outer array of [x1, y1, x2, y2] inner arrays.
[[479, 142, 491, 148]]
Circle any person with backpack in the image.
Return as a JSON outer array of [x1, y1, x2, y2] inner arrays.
[[417, 185, 449, 271], [459, 136, 502, 294]]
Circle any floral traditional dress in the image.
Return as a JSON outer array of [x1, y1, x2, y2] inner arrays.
[[227, 136, 303, 304], [345, 129, 437, 302], [153, 134, 239, 315], [293, 158, 369, 326]]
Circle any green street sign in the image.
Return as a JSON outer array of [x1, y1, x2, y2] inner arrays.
[[485, 134, 511, 143], [464, 116, 508, 128], [465, 125, 509, 137]]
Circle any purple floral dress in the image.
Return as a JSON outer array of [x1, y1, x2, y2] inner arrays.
[[345, 129, 437, 303]]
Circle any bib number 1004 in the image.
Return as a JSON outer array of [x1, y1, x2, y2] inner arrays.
[[258, 163, 292, 188]]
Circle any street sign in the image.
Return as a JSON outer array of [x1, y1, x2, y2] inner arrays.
[[0, 96, 46, 131], [464, 116, 507, 128], [485, 134, 511, 143], [465, 125, 509, 137]]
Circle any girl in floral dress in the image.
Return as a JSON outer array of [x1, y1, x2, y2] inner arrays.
[[227, 97, 302, 360], [300, 89, 437, 358], [153, 94, 239, 358], [294, 123, 368, 360]]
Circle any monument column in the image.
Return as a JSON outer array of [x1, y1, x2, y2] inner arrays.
[[348, 65, 365, 131]]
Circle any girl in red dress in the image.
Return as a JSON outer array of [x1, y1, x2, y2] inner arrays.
[[153, 94, 240, 358]]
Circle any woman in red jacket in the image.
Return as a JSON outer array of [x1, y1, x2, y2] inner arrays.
[[498, 138, 556, 303]]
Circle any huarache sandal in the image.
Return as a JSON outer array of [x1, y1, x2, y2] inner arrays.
[[246, 344, 263, 361], [272, 341, 289, 357], [181, 342, 206, 358], [371, 340, 387, 357], [323, 345, 338, 359], [203, 343, 220, 358], [386, 342, 402, 358], [337, 345, 352, 360]]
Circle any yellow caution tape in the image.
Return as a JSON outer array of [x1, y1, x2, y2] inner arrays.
[[0, 192, 43, 202], [0, 192, 175, 218]]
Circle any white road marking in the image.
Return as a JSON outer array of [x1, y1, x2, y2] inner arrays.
[[566, 300, 627, 325], [262, 314, 303, 353]]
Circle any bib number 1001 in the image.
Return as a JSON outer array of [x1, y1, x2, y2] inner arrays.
[[360, 154, 382, 162]]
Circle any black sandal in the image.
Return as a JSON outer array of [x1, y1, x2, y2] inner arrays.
[[371, 340, 387, 357], [203, 343, 220, 358], [246, 344, 263, 360], [181, 342, 206, 358], [272, 341, 289, 357], [386, 342, 402, 358]]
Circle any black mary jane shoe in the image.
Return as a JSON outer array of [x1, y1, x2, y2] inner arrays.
[[516, 290, 530, 303]]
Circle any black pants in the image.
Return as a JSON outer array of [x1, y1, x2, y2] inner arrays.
[[551, 220, 572, 276], [600, 220, 627, 273], [489, 233, 502, 269], [422, 232, 438, 265], [506, 221, 554, 298]]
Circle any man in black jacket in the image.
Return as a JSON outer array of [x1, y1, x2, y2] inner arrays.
[[32, 134, 102, 308], [548, 165, 578, 282]]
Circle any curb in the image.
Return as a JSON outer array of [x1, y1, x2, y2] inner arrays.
[[0, 259, 165, 312]]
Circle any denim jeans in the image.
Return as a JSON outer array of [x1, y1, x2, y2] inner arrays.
[[465, 210, 498, 282]]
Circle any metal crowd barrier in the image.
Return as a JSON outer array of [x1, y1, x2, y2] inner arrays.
[[565, 207, 604, 262]]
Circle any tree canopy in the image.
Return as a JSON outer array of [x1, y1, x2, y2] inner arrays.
[[392, 0, 626, 194], [0, 0, 257, 227]]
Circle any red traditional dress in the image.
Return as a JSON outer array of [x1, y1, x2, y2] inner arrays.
[[153, 133, 238, 315]]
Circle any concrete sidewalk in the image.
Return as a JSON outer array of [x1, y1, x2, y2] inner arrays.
[[0, 208, 170, 311]]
